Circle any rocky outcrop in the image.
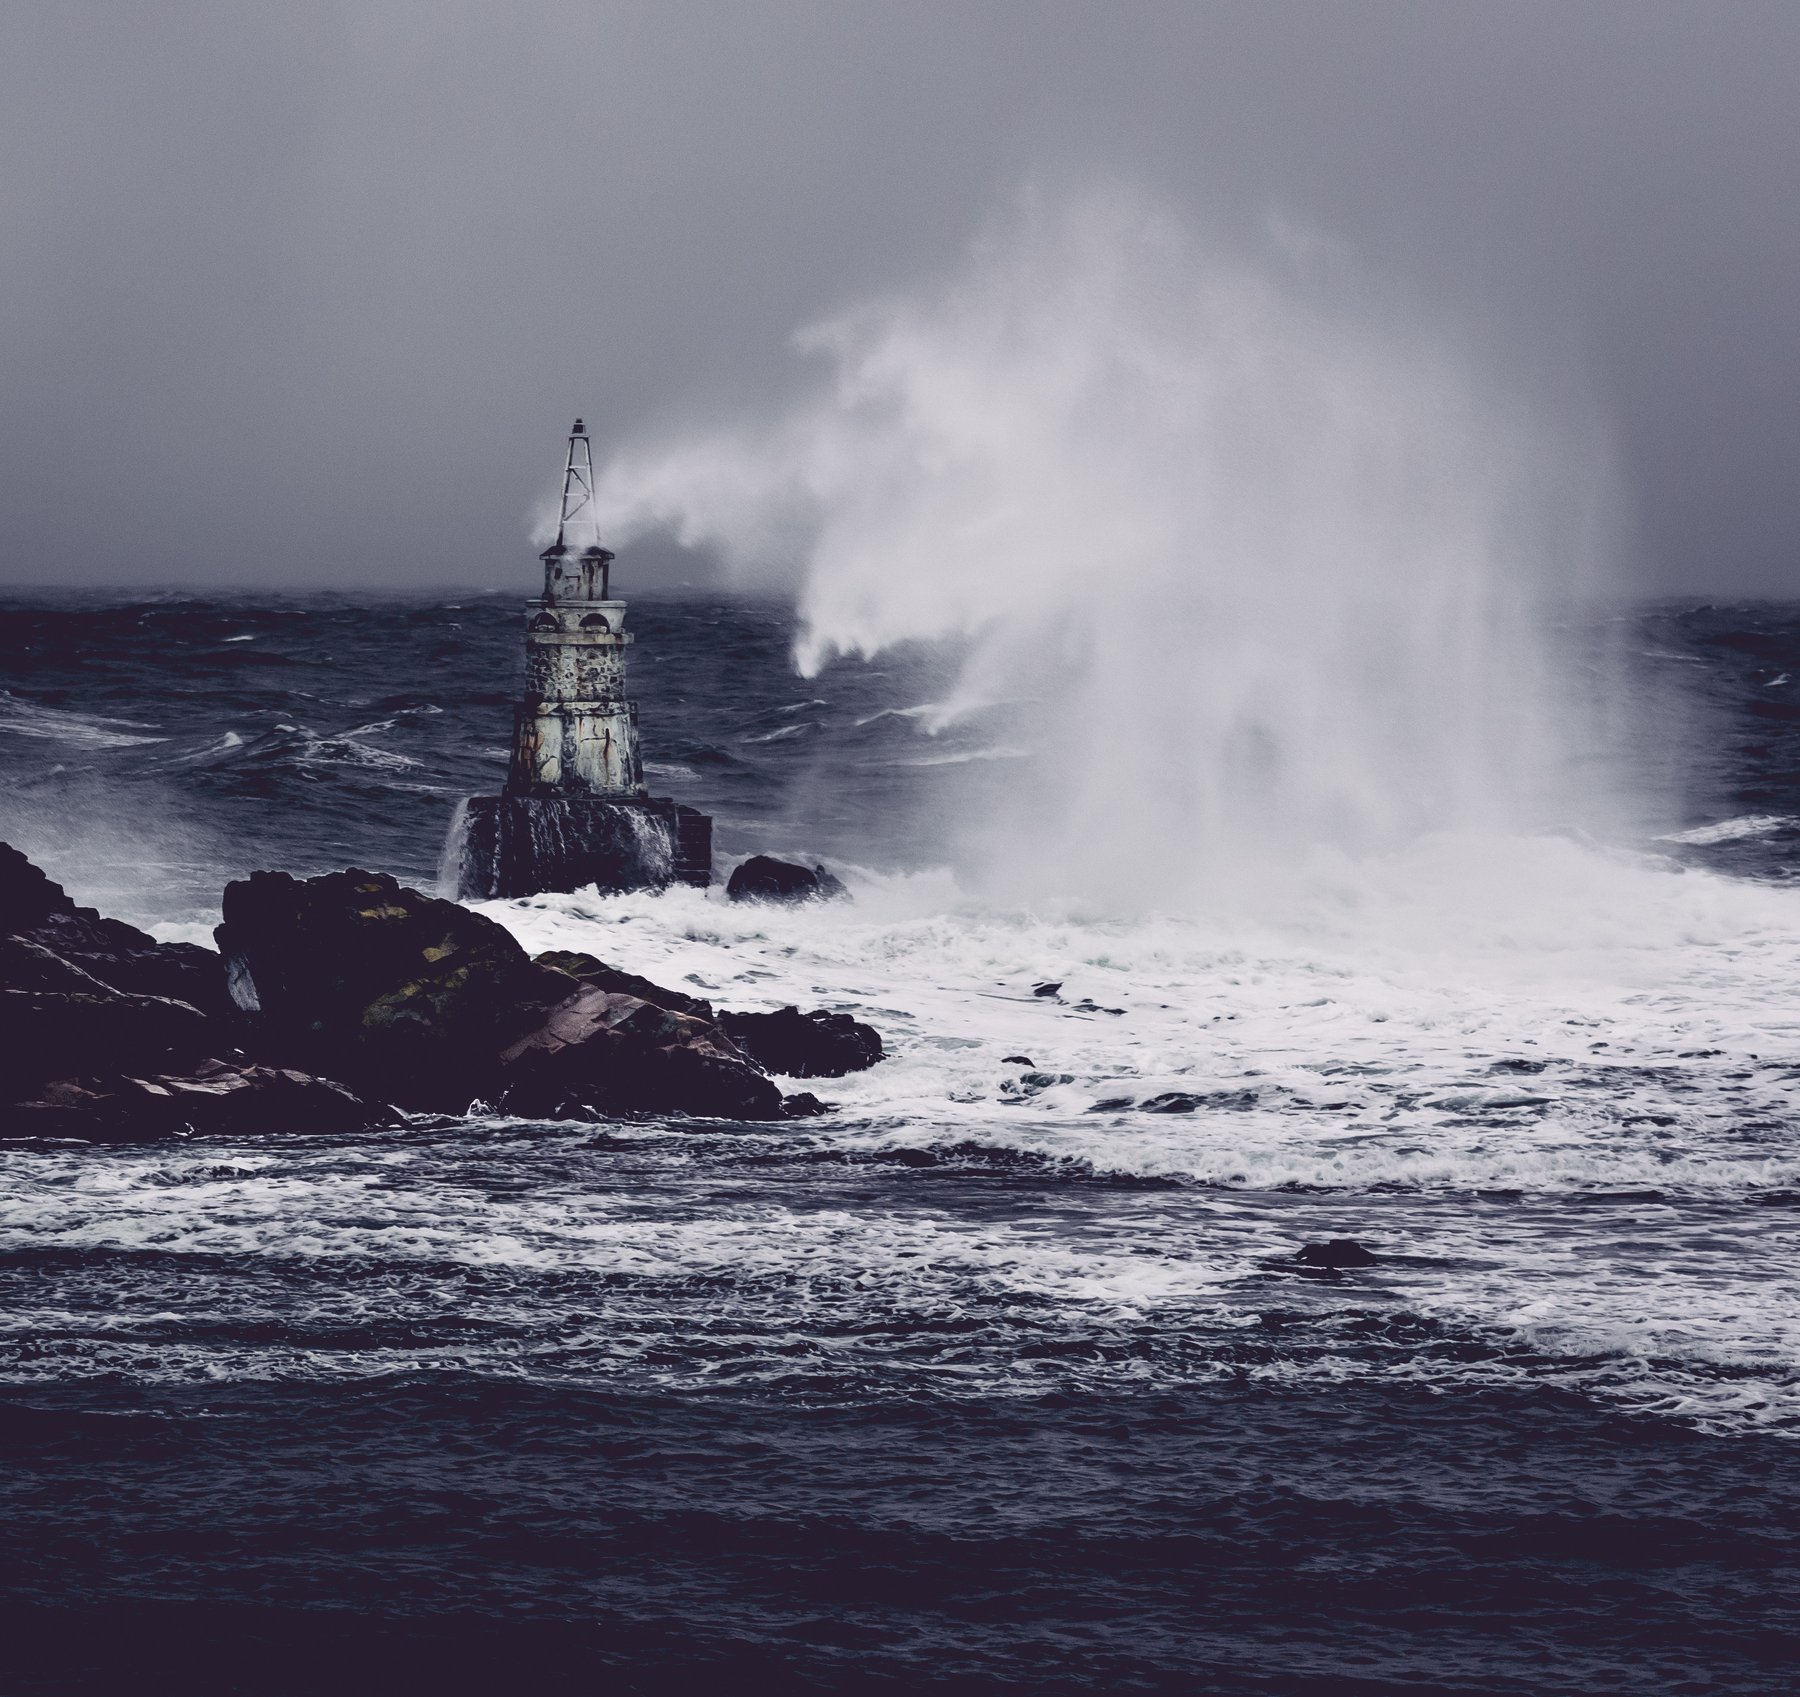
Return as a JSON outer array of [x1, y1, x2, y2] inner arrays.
[[0, 846, 869, 1137], [0, 985, 214, 1098], [716, 1007, 883, 1078], [497, 989, 784, 1121], [0, 843, 387, 1141], [216, 867, 573, 1112], [534, 949, 716, 1020], [1, 847, 224, 1102], [218, 867, 791, 1120], [724, 855, 848, 905], [533, 952, 886, 1089], [8, 1060, 392, 1140], [0, 841, 230, 1019]]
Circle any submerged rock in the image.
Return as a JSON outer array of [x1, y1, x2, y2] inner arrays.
[[718, 1007, 883, 1078], [1292, 1239, 1381, 1269], [724, 855, 848, 905]]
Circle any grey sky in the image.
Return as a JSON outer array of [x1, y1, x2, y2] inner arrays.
[[1, 1, 1794, 593]]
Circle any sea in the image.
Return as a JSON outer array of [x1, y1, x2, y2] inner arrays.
[[1, 587, 1798, 1695]]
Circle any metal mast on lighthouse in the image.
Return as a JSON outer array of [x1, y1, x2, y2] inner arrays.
[[552, 418, 611, 598]]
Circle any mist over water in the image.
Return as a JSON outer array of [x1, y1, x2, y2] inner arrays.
[[593, 190, 1620, 905]]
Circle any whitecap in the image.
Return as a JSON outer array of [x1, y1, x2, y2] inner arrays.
[[1657, 815, 1792, 846], [0, 696, 167, 748]]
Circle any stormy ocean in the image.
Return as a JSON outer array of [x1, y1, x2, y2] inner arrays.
[[1, 586, 1798, 1694]]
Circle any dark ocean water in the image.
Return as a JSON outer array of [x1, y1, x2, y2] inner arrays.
[[2, 590, 1800, 1695]]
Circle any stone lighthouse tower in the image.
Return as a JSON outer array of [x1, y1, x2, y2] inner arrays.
[[447, 419, 712, 900], [510, 419, 645, 798]]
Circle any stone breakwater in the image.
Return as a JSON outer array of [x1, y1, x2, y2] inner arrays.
[[0, 842, 881, 1140]]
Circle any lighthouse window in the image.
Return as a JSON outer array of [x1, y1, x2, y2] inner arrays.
[[530, 613, 558, 632], [579, 613, 611, 632]]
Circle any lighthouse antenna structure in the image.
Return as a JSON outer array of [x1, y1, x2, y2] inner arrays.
[[553, 417, 608, 598]]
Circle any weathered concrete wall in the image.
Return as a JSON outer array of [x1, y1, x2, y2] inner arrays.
[[508, 596, 645, 797]]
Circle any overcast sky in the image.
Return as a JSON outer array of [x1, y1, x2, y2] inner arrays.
[[1, 1, 1795, 593]]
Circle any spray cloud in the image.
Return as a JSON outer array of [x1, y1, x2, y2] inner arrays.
[[592, 186, 1618, 906]]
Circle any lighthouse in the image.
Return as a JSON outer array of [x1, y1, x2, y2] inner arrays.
[[446, 419, 713, 900], [510, 419, 644, 798]]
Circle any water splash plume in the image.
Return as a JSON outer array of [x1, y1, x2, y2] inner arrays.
[[592, 187, 1619, 905]]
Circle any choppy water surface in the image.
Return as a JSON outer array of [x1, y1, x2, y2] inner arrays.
[[3, 591, 1800, 1693]]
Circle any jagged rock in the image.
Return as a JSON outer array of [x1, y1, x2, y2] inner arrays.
[[0, 935, 119, 995], [0, 986, 214, 1097], [216, 867, 573, 1111], [724, 855, 848, 905], [781, 1092, 830, 1118], [717, 1006, 883, 1078], [534, 949, 716, 1020], [0, 841, 230, 1019], [6, 1060, 393, 1141], [0, 840, 89, 932], [497, 988, 784, 1121]]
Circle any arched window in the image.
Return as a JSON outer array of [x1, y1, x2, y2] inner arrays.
[[579, 612, 611, 632]]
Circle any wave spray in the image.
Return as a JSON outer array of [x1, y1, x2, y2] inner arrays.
[[592, 188, 1618, 905]]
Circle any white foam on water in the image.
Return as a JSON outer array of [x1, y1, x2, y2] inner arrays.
[[1658, 814, 1793, 846], [477, 835, 1800, 1191], [0, 694, 168, 748], [444, 832, 1800, 1431]]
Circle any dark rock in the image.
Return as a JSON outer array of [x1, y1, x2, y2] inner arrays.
[[216, 867, 573, 1111], [1293, 1239, 1381, 1268], [716, 1006, 883, 1078], [534, 950, 715, 1020], [496, 988, 783, 1121], [1141, 1092, 1201, 1113], [1001, 1055, 1035, 1066], [0, 842, 75, 931], [724, 855, 848, 905], [1031, 981, 1062, 998], [0, 935, 118, 995], [6, 1060, 394, 1141], [219, 866, 787, 1123], [0, 841, 230, 1019], [0, 986, 214, 1097], [781, 1092, 830, 1118]]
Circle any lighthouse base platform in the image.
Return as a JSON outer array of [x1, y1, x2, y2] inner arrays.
[[445, 794, 712, 901]]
